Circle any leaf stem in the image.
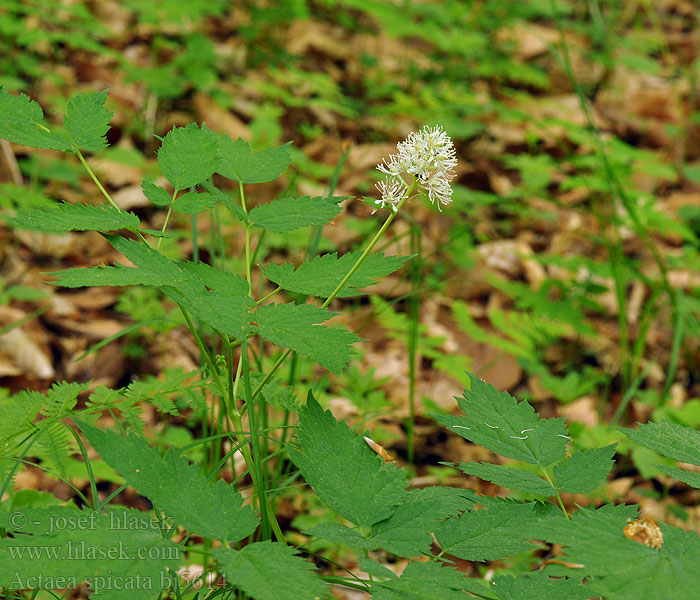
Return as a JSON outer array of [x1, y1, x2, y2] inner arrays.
[[239, 181, 253, 288], [248, 186, 415, 401], [76, 150, 120, 212], [156, 189, 178, 250], [540, 465, 570, 520]]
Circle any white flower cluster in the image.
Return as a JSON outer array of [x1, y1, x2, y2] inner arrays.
[[374, 125, 457, 212]]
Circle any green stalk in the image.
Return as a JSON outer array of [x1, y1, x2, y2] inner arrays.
[[406, 222, 422, 465], [250, 188, 414, 401], [539, 465, 570, 520], [156, 188, 178, 251]]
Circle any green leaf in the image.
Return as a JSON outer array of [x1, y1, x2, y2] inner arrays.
[[254, 303, 359, 374], [656, 464, 700, 489], [0, 505, 180, 600], [51, 236, 253, 338], [307, 522, 372, 549], [435, 501, 538, 561], [533, 504, 700, 600], [141, 181, 171, 207], [309, 487, 469, 557], [436, 372, 568, 466], [553, 444, 617, 494], [369, 561, 471, 600], [213, 542, 327, 600], [78, 423, 259, 543], [290, 393, 408, 529], [364, 486, 469, 557], [457, 462, 555, 496], [6, 203, 139, 232], [172, 191, 217, 214], [491, 572, 590, 600], [264, 251, 412, 298], [622, 421, 700, 466], [217, 137, 291, 183], [63, 89, 113, 152], [249, 196, 342, 232], [0, 89, 71, 151], [158, 123, 219, 190]]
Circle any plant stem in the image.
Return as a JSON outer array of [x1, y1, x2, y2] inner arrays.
[[250, 188, 415, 401], [156, 189, 178, 251], [76, 151, 120, 212], [239, 181, 252, 287], [406, 222, 422, 465], [540, 465, 570, 520]]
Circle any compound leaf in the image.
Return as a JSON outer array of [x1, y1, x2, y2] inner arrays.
[[264, 251, 412, 298], [254, 303, 359, 374], [290, 393, 408, 529], [622, 421, 700, 467], [458, 462, 555, 496], [214, 542, 327, 600], [436, 372, 568, 466], [6, 203, 139, 232], [0, 89, 71, 151], [78, 423, 258, 543], [249, 196, 342, 233], [158, 123, 219, 190], [63, 89, 113, 152], [217, 136, 291, 183], [553, 444, 617, 494]]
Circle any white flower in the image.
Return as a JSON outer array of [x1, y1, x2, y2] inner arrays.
[[375, 125, 457, 210], [374, 177, 407, 213]]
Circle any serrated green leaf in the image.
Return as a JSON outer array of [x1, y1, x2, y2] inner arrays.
[[214, 542, 327, 600], [369, 561, 470, 600], [553, 444, 616, 494], [366, 486, 469, 556], [290, 393, 408, 528], [47, 265, 159, 288], [491, 573, 590, 600], [51, 236, 253, 338], [436, 373, 568, 466], [0, 506, 179, 600], [309, 487, 469, 557], [0, 89, 71, 151], [264, 251, 412, 298], [254, 303, 359, 374], [622, 421, 700, 466], [63, 90, 113, 152], [142, 181, 171, 207], [458, 462, 555, 496], [656, 464, 700, 488], [217, 137, 291, 183], [78, 423, 259, 543], [435, 501, 538, 561], [158, 123, 219, 190], [249, 196, 342, 232], [172, 191, 217, 214], [6, 203, 139, 232], [307, 522, 372, 549], [533, 504, 700, 600]]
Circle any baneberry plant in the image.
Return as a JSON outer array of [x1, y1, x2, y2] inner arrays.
[[0, 88, 698, 600]]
